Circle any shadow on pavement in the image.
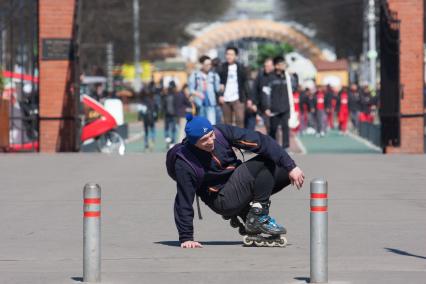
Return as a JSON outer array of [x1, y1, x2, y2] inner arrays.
[[155, 241, 243, 247], [385, 248, 426, 260], [293, 277, 309, 283], [70, 277, 83, 282]]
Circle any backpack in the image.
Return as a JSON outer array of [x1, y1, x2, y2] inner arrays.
[[166, 127, 230, 188]]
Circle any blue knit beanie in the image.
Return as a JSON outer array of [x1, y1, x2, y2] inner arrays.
[[185, 114, 213, 144]]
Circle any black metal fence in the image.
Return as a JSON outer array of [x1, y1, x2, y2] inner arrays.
[[379, 0, 400, 149], [0, 0, 39, 152]]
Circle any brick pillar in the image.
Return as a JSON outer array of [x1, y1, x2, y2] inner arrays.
[[386, 0, 425, 154], [39, 0, 77, 152]]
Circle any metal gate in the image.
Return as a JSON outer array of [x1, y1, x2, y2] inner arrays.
[[0, 0, 39, 152], [379, 0, 401, 148]]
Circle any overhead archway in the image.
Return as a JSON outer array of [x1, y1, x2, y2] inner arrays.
[[188, 19, 327, 61]]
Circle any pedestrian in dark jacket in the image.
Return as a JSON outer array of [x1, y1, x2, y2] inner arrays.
[[261, 56, 291, 148], [313, 86, 327, 137], [348, 83, 361, 130], [175, 84, 192, 142], [249, 58, 275, 131], [163, 81, 178, 146], [172, 115, 305, 248], [325, 84, 338, 130], [140, 91, 158, 151], [359, 85, 374, 123]]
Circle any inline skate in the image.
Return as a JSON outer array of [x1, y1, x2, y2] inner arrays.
[[243, 201, 288, 247]]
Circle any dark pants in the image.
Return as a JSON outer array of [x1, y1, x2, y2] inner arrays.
[[350, 111, 359, 130], [269, 113, 290, 148], [315, 110, 326, 134], [210, 155, 291, 217], [164, 115, 176, 143], [143, 120, 156, 147], [244, 111, 257, 130]]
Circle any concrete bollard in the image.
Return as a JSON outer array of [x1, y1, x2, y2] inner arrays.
[[83, 183, 101, 283], [310, 178, 328, 283]]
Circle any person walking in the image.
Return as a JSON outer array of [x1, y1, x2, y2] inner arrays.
[[348, 83, 361, 131], [250, 58, 275, 131], [139, 90, 158, 151], [359, 85, 374, 124], [314, 86, 327, 137], [337, 87, 350, 134], [218, 46, 248, 128], [163, 81, 178, 147], [188, 55, 221, 125], [325, 84, 338, 130], [261, 56, 291, 149], [175, 84, 192, 143]]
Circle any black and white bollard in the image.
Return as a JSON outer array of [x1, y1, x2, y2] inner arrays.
[[310, 178, 328, 283], [83, 183, 101, 282]]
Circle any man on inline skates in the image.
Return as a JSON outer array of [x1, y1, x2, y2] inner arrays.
[[167, 114, 305, 248]]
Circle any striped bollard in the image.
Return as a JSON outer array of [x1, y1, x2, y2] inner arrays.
[[83, 183, 101, 283], [310, 178, 328, 283]]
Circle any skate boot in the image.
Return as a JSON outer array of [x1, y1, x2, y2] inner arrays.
[[243, 201, 288, 247], [223, 206, 250, 236]]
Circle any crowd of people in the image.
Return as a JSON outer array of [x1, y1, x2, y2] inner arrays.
[[138, 46, 380, 151]]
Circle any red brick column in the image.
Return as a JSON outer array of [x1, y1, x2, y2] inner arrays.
[[39, 0, 77, 152], [386, 0, 425, 153]]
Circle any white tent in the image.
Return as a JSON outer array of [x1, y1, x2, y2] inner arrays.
[[285, 52, 317, 84]]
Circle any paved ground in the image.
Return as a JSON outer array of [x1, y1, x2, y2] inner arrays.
[[0, 153, 425, 284]]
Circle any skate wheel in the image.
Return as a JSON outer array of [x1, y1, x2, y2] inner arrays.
[[266, 240, 276, 247], [243, 235, 254, 246], [238, 227, 246, 236], [230, 218, 240, 228], [254, 240, 264, 246], [278, 236, 288, 247]]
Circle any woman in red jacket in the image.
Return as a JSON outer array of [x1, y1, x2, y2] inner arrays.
[[337, 87, 350, 134]]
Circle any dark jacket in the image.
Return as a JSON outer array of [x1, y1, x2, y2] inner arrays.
[[260, 72, 290, 114], [162, 92, 176, 116], [219, 62, 248, 102], [174, 92, 191, 118], [299, 91, 311, 113], [359, 91, 373, 114], [348, 91, 360, 112], [325, 91, 337, 110], [251, 69, 274, 107], [174, 124, 297, 243], [141, 96, 158, 125]]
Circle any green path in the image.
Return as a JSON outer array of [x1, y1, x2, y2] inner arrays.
[[298, 130, 381, 154], [126, 126, 168, 153], [127, 124, 381, 155]]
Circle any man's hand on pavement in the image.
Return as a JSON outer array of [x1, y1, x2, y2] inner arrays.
[[181, 241, 203, 248], [289, 167, 305, 190]]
